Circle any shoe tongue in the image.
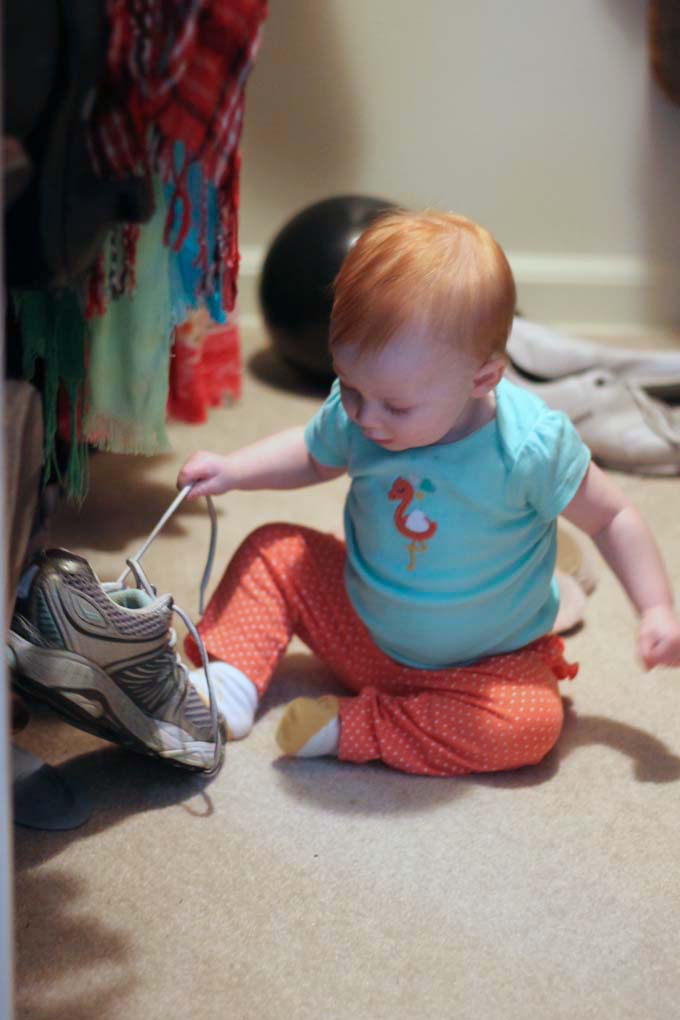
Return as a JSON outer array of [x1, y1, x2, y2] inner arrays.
[[109, 588, 173, 615]]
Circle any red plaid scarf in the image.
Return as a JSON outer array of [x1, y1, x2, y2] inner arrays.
[[89, 0, 267, 312]]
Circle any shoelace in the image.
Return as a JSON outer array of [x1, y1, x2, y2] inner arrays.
[[112, 485, 222, 776]]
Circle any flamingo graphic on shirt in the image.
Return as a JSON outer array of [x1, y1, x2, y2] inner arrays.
[[389, 476, 438, 571]]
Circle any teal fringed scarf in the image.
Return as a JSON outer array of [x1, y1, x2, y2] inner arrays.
[[82, 178, 173, 456]]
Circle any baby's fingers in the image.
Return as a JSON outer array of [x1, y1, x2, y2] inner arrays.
[[183, 478, 220, 499], [639, 631, 680, 670], [177, 453, 217, 495], [177, 469, 203, 497]]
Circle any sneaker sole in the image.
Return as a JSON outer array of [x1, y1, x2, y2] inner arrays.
[[8, 631, 220, 773]]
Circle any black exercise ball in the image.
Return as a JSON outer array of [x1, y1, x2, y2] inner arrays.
[[259, 195, 397, 384]]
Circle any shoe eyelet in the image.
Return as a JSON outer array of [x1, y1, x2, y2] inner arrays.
[[594, 376, 607, 387]]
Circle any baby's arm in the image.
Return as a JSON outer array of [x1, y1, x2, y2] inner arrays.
[[561, 462, 680, 669], [177, 426, 346, 499]]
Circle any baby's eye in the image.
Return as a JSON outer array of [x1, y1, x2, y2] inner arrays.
[[385, 404, 411, 416]]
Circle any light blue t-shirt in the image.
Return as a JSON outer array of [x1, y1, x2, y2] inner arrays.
[[304, 377, 591, 669]]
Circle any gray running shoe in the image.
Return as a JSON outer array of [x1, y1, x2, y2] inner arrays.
[[9, 546, 224, 774]]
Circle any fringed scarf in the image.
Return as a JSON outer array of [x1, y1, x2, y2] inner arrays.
[[18, 0, 267, 500], [88, 0, 268, 316], [83, 178, 174, 458]]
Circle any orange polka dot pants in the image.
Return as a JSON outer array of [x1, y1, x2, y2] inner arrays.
[[185, 523, 578, 777]]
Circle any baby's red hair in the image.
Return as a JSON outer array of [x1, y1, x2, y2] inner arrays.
[[330, 210, 516, 361]]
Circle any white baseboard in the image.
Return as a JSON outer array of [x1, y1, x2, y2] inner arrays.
[[236, 245, 680, 340], [508, 253, 679, 337]]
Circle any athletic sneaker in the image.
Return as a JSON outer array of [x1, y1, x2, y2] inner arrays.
[[506, 363, 680, 476], [8, 492, 224, 774], [508, 317, 680, 398]]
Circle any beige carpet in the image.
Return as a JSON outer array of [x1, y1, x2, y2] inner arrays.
[[12, 326, 680, 1020]]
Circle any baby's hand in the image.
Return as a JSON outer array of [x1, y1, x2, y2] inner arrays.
[[638, 606, 680, 670], [177, 451, 229, 499]]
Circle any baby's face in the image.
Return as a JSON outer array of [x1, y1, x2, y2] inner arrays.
[[331, 325, 487, 452]]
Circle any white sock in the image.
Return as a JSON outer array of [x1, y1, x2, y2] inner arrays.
[[189, 662, 258, 739], [298, 716, 340, 758]]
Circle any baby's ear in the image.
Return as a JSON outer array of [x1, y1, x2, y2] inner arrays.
[[471, 355, 506, 397]]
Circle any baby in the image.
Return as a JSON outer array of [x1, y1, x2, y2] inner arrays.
[[178, 210, 680, 777]]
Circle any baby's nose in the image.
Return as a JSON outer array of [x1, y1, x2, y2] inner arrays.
[[355, 400, 381, 428]]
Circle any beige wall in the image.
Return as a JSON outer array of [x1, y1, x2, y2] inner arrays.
[[238, 0, 680, 331]]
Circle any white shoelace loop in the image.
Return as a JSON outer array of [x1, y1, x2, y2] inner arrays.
[[119, 486, 222, 775], [115, 485, 217, 614]]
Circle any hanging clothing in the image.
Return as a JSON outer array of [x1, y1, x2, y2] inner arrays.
[[88, 0, 268, 315], [168, 309, 242, 425], [82, 179, 174, 455], [12, 1, 267, 497], [166, 148, 226, 327]]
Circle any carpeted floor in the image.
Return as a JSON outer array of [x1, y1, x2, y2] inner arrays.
[[12, 325, 680, 1020]]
